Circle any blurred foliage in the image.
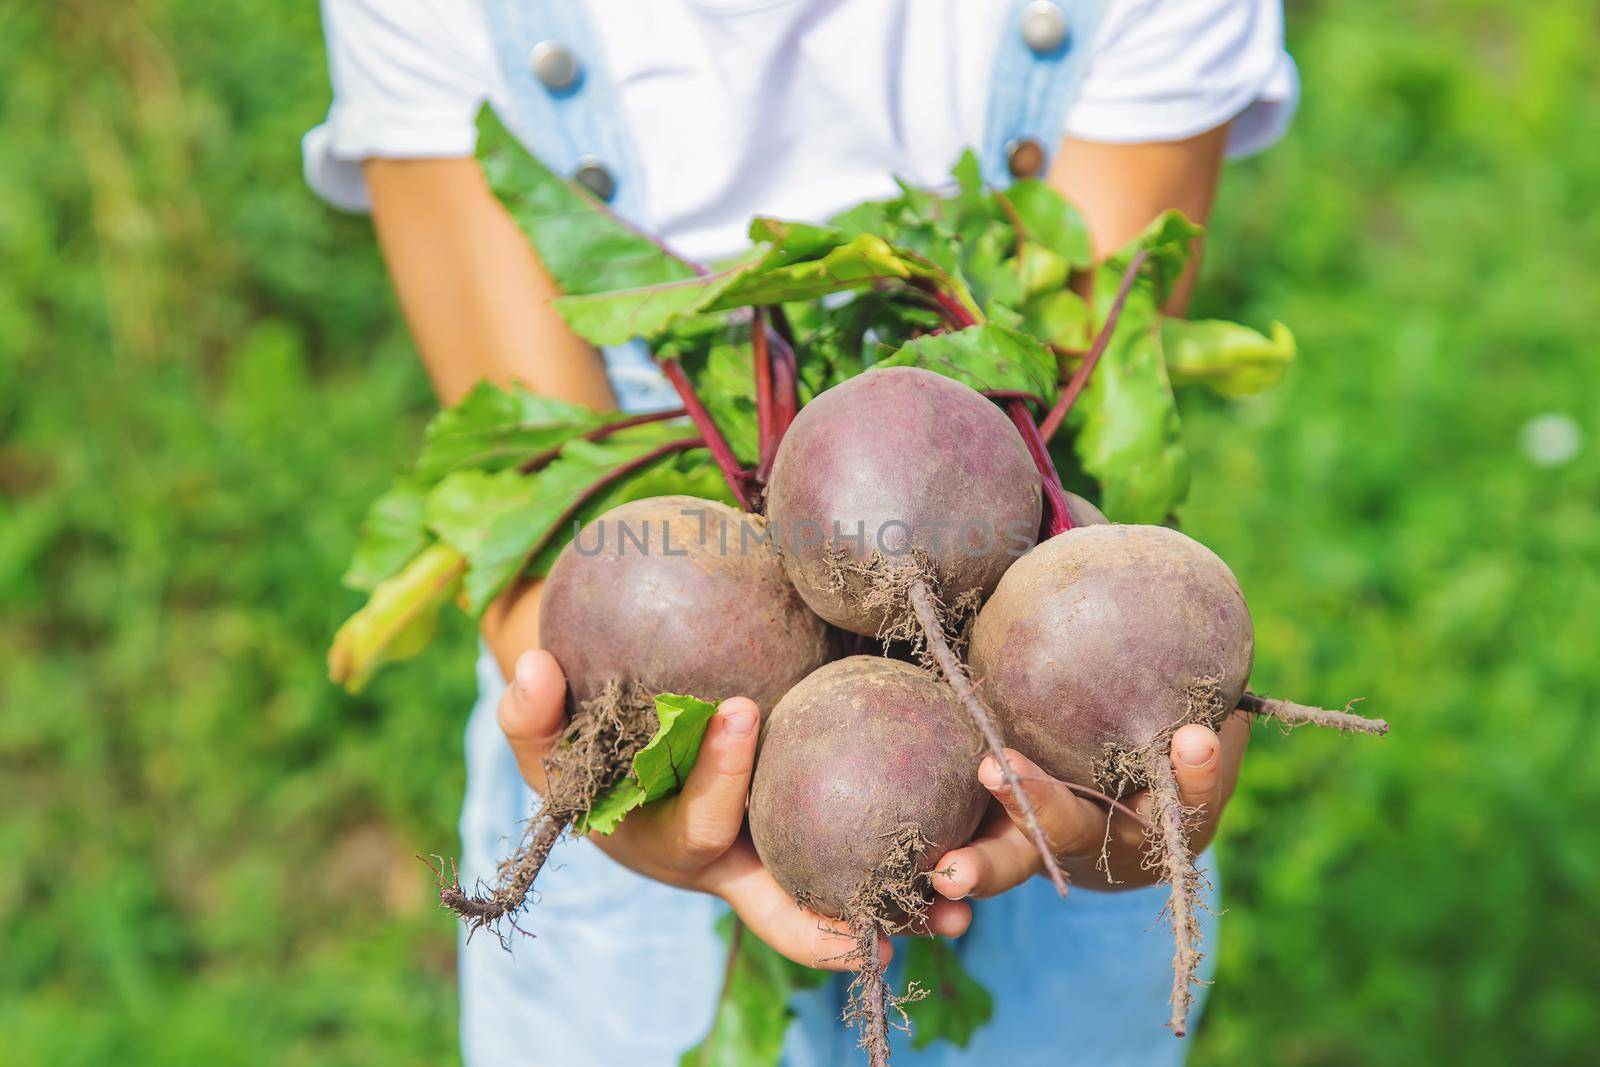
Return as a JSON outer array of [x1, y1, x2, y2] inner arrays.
[[0, 0, 1596, 1065]]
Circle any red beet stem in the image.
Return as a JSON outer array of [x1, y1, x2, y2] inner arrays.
[[659, 359, 753, 511], [1040, 248, 1150, 443], [518, 407, 688, 474], [1005, 399, 1073, 536], [753, 308, 776, 472]]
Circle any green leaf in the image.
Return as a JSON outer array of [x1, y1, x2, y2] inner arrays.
[[555, 231, 981, 345], [342, 479, 428, 592], [551, 220, 868, 346], [746, 217, 850, 266], [781, 292, 925, 390], [327, 543, 465, 694], [695, 340, 762, 461], [552, 270, 747, 346], [477, 109, 700, 294], [423, 468, 537, 565], [1002, 179, 1093, 268], [950, 149, 987, 210], [877, 323, 1057, 400], [1112, 209, 1206, 304], [1019, 288, 1091, 350], [417, 381, 606, 481], [902, 938, 995, 1050], [680, 916, 829, 1067], [424, 424, 695, 614], [1017, 244, 1072, 300], [1070, 264, 1189, 523], [1163, 319, 1297, 396], [832, 183, 975, 295], [577, 693, 719, 835], [960, 218, 1027, 314], [704, 234, 933, 309]]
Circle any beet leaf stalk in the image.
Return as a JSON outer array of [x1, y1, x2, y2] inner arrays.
[[768, 326, 799, 454], [518, 407, 688, 474], [1040, 248, 1150, 442], [1005, 399, 1074, 536], [659, 359, 753, 511], [754, 315, 799, 485], [753, 308, 777, 471]]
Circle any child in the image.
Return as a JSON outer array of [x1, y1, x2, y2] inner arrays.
[[306, 1, 1295, 1062]]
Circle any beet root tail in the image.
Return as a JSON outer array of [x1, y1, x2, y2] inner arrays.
[[1144, 752, 1203, 1037], [850, 923, 893, 1067], [1238, 692, 1388, 735], [436, 812, 566, 943], [431, 680, 658, 947], [906, 576, 1070, 897]]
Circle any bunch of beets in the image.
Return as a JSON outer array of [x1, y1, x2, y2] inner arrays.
[[329, 116, 1385, 1065]]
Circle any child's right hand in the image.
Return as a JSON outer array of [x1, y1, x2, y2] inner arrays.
[[498, 649, 972, 970]]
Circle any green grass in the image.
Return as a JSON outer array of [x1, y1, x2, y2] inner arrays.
[[2, 1, 1596, 1064]]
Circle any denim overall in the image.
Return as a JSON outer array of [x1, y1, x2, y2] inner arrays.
[[458, 3, 1218, 1064]]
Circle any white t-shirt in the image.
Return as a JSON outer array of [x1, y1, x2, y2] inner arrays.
[[306, 0, 1298, 263]]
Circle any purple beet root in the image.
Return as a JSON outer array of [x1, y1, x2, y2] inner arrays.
[[764, 367, 1068, 894], [970, 523, 1249, 1035], [440, 495, 834, 941], [1062, 491, 1109, 528], [540, 495, 833, 711], [971, 522, 1385, 1036], [750, 656, 987, 1066], [973, 524, 1254, 788], [765, 366, 1041, 636]]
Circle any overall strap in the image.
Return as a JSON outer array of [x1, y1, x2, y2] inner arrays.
[[477, 0, 678, 412], [478, 0, 648, 222], [981, 0, 1113, 189]]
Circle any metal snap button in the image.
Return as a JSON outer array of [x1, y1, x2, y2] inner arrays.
[[1020, 1, 1070, 55], [1006, 137, 1047, 179], [573, 157, 617, 201], [529, 40, 581, 92]]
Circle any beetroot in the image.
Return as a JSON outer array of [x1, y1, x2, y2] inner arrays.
[[541, 495, 834, 711], [970, 522, 1386, 1035], [442, 495, 833, 937], [973, 524, 1255, 788], [1061, 491, 1109, 528], [764, 367, 1074, 892], [749, 656, 987, 1066], [765, 366, 1041, 636]]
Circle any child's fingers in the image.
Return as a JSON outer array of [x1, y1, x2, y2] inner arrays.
[[1171, 724, 1223, 817], [665, 697, 760, 862], [496, 650, 570, 794], [931, 750, 1104, 901], [715, 848, 889, 972], [982, 750, 1107, 855]]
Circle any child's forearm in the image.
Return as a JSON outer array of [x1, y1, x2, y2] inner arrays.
[[1049, 125, 1231, 317], [364, 156, 617, 410]]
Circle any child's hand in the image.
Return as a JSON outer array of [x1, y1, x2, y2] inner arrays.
[[929, 712, 1251, 899], [499, 649, 973, 969]]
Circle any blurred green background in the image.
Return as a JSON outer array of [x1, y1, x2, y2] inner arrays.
[[2, 0, 1596, 1064]]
